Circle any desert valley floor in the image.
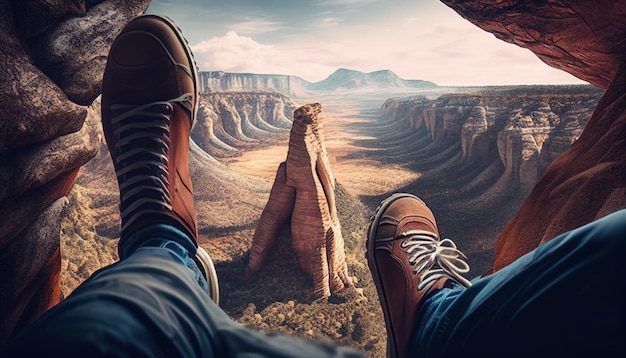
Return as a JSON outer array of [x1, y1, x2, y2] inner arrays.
[[228, 96, 422, 199]]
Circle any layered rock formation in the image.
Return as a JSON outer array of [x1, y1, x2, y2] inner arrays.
[[192, 93, 296, 158], [440, 0, 626, 272], [0, 0, 150, 342], [247, 103, 355, 299], [380, 87, 602, 198], [495, 65, 626, 270], [199, 71, 309, 97]]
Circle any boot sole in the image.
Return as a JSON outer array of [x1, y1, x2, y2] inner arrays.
[[195, 246, 220, 305]]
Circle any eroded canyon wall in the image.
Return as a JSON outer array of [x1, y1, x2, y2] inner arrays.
[[495, 67, 626, 270], [380, 87, 603, 197], [192, 92, 296, 158], [440, 0, 626, 271]]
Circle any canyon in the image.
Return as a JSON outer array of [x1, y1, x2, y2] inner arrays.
[[1, 1, 623, 357], [56, 81, 602, 357]]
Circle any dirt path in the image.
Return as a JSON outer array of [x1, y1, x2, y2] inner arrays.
[[227, 97, 420, 198]]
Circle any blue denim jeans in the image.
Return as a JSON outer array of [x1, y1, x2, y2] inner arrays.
[[1, 224, 362, 357], [3, 211, 625, 357], [119, 224, 210, 294], [410, 208, 626, 357]]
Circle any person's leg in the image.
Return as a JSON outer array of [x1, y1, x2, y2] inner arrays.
[[0, 225, 221, 357], [366, 193, 473, 358], [1, 224, 363, 357], [411, 208, 626, 357], [367, 192, 625, 357], [2, 14, 363, 358], [3, 14, 222, 356]]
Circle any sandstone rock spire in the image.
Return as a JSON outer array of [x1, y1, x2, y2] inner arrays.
[[247, 103, 355, 299]]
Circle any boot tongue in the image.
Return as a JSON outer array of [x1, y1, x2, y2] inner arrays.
[[396, 219, 439, 238], [376, 219, 439, 241]]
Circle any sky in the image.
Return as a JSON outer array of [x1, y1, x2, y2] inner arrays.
[[147, 0, 587, 86]]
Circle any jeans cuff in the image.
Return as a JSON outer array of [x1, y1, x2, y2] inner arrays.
[[120, 224, 209, 294]]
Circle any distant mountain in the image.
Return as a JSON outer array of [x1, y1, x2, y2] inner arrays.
[[308, 68, 437, 91], [199, 68, 437, 97]]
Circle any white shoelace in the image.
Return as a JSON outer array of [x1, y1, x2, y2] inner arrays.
[[400, 230, 472, 291], [110, 94, 192, 232]]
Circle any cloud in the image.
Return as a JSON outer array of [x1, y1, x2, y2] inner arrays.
[[317, 0, 380, 6], [315, 17, 343, 27], [151, 0, 590, 86], [187, 1, 586, 86], [229, 19, 286, 35], [190, 32, 349, 81], [191, 32, 281, 74]]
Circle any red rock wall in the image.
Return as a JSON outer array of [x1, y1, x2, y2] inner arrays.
[[493, 61, 626, 270], [440, 0, 626, 271]]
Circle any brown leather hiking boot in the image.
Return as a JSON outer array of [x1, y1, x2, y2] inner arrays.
[[367, 193, 471, 358], [101, 14, 218, 303]]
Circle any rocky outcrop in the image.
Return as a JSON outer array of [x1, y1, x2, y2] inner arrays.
[[0, 0, 150, 342], [494, 63, 626, 271], [199, 71, 310, 97], [380, 87, 603, 196], [439, 0, 626, 272], [440, 1, 626, 89], [246, 103, 356, 299], [192, 93, 296, 158], [27, 0, 152, 105], [460, 106, 489, 161]]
